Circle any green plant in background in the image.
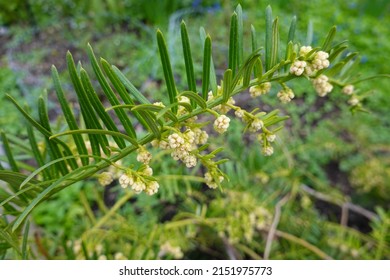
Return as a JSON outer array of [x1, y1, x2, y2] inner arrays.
[[0, 4, 388, 260]]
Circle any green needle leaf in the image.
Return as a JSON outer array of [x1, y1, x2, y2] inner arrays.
[[180, 21, 197, 108], [265, 5, 273, 71], [228, 12, 238, 76], [202, 35, 212, 100], [52, 65, 89, 166], [157, 29, 178, 114]]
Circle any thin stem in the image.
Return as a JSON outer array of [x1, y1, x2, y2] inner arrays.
[[263, 193, 290, 259]]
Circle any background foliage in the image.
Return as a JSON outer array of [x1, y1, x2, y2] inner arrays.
[[0, 0, 389, 259]]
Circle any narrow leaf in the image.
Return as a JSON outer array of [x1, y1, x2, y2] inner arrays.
[[180, 21, 197, 108], [179, 91, 207, 109], [0, 131, 19, 172], [235, 4, 244, 69], [322, 26, 337, 52], [87, 45, 136, 139], [265, 5, 273, 71], [306, 20, 313, 46], [222, 69, 233, 103], [80, 68, 126, 149], [157, 30, 178, 114], [38, 97, 69, 176], [66, 51, 108, 157], [51, 65, 89, 166], [27, 124, 50, 180], [200, 27, 217, 95], [228, 12, 238, 76], [202, 36, 212, 100], [270, 18, 280, 71]]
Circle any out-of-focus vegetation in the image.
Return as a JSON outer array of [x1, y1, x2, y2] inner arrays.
[[0, 0, 389, 259]]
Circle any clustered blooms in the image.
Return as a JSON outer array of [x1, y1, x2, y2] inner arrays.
[[249, 82, 271, 97], [312, 74, 333, 97], [277, 87, 295, 103], [158, 242, 183, 259], [342, 84, 354, 95], [204, 171, 224, 189], [97, 172, 114, 186], [289, 60, 307, 76], [119, 166, 159, 195], [213, 115, 230, 134]]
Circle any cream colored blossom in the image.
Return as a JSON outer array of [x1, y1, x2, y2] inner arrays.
[[290, 60, 307, 76], [277, 88, 295, 103], [98, 172, 114, 186], [342, 84, 354, 95], [213, 115, 230, 134]]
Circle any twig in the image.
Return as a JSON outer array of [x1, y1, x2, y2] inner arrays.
[[300, 184, 378, 221], [274, 230, 333, 260], [341, 203, 349, 226], [263, 194, 290, 259]]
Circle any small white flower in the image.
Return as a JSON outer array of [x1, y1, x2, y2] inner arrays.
[[312, 51, 330, 71], [348, 97, 359, 106], [235, 108, 244, 118], [119, 173, 134, 188], [131, 178, 146, 194], [213, 115, 230, 134], [204, 172, 224, 189], [197, 130, 209, 145], [143, 166, 153, 176], [153, 102, 165, 107], [299, 46, 313, 56], [136, 147, 152, 164], [277, 88, 295, 103], [262, 146, 274, 156], [249, 82, 271, 97], [219, 97, 235, 114], [98, 172, 114, 186], [342, 84, 354, 95], [183, 154, 197, 168], [145, 181, 159, 195], [250, 119, 264, 132], [168, 133, 185, 149], [312, 75, 333, 97], [290, 60, 307, 76], [266, 134, 276, 142]]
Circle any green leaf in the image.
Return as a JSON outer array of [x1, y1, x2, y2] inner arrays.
[[235, 4, 244, 69], [0, 228, 21, 257], [87, 45, 137, 139], [200, 27, 217, 95], [222, 69, 233, 103], [157, 29, 178, 114], [131, 104, 178, 122], [322, 26, 337, 52], [270, 17, 280, 71], [38, 97, 70, 176], [287, 16, 297, 44], [50, 129, 139, 147], [66, 51, 108, 158], [178, 91, 207, 109], [265, 5, 273, 71], [51, 65, 89, 166], [202, 35, 212, 100], [228, 12, 238, 76], [180, 21, 197, 108], [251, 25, 262, 78], [22, 220, 30, 259], [26, 124, 50, 180], [306, 20, 313, 46], [101, 60, 148, 129], [12, 165, 97, 231], [110, 65, 150, 105], [80, 68, 126, 149], [0, 131, 19, 172]]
